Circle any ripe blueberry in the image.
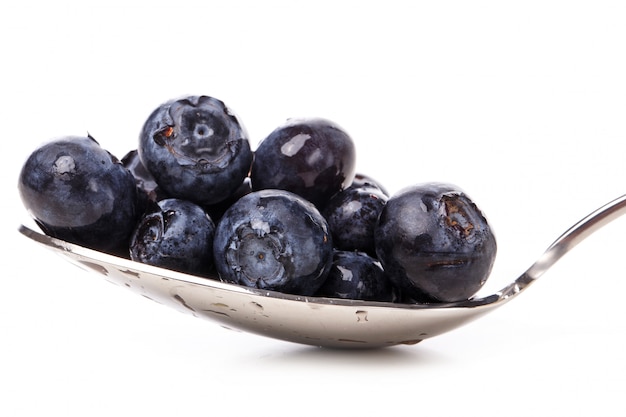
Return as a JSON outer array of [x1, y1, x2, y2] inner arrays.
[[138, 95, 253, 205], [322, 185, 388, 256], [130, 198, 215, 276], [315, 251, 397, 302], [348, 173, 389, 197], [18, 135, 139, 255], [250, 117, 356, 208], [375, 183, 497, 303], [213, 189, 333, 296]]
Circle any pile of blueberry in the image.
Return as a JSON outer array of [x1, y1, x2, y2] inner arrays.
[[18, 95, 497, 304]]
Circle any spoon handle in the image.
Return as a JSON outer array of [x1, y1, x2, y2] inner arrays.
[[527, 194, 626, 279], [491, 194, 626, 303]]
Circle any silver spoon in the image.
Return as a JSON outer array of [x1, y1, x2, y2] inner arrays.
[[18, 194, 626, 348]]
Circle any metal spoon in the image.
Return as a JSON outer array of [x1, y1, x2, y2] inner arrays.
[[18, 194, 626, 348]]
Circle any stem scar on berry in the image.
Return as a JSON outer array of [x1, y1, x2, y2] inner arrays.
[[442, 195, 475, 238], [153, 126, 175, 146], [153, 125, 210, 167]]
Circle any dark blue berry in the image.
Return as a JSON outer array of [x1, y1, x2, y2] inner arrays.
[[18, 135, 139, 255], [375, 183, 497, 303], [130, 198, 215, 276], [322, 185, 388, 256], [250, 118, 356, 208], [138, 95, 253, 205], [121, 149, 170, 204], [348, 173, 389, 197], [213, 189, 333, 296], [315, 251, 397, 302]]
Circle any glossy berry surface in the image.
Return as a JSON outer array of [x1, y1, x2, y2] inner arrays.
[[130, 198, 215, 276], [348, 173, 389, 197], [375, 183, 497, 303], [250, 117, 356, 208], [322, 185, 388, 256], [18, 135, 139, 255], [213, 189, 333, 296], [315, 251, 396, 302], [121, 149, 169, 203], [138, 95, 253, 206]]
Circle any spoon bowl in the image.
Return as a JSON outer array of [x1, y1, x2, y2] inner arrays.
[[18, 194, 626, 348]]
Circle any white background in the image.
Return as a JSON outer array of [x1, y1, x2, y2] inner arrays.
[[2, 1, 626, 416]]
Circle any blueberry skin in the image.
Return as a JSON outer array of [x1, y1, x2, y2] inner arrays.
[[250, 118, 356, 208], [18, 135, 139, 255], [130, 198, 215, 276], [322, 185, 388, 256], [121, 149, 170, 203], [213, 189, 333, 296], [375, 183, 497, 303], [138, 95, 253, 205], [315, 251, 397, 302], [348, 173, 389, 197]]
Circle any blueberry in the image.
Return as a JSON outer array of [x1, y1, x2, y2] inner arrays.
[[315, 251, 397, 302], [322, 185, 388, 256], [250, 118, 356, 208], [138, 95, 253, 205], [121, 149, 170, 204], [213, 189, 333, 296], [130, 198, 215, 276], [348, 173, 389, 197], [18, 135, 140, 255], [375, 183, 497, 303]]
